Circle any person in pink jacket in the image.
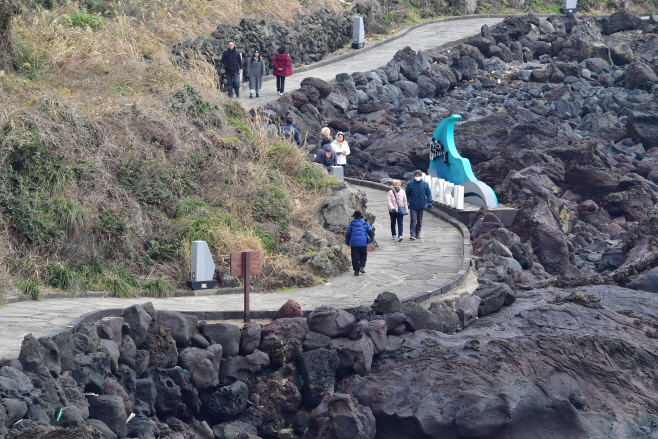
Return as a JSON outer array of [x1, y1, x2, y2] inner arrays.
[[387, 180, 409, 242]]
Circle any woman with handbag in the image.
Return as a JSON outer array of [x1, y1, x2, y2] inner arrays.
[[387, 180, 409, 242]]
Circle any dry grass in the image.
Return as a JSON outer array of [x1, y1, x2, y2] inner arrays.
[[0, 0, 345, 297]]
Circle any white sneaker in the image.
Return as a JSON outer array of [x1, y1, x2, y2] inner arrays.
[[392, 235, 397, 240], [398, 236, 403, 242]]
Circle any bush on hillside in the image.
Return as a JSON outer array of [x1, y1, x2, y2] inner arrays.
[[0, 83, 339, 295], [0, 0, 13, 69]]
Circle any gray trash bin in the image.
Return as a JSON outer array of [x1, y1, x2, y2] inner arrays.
[[352, 16, 365, 49], [330, 166, 344, 181], [562, 0, 577, 13]]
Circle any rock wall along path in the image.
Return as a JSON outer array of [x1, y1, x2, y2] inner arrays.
[[238, 17, 505, 110]]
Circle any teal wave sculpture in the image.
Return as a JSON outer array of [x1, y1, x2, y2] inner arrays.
[[428, 114, 498, 208]]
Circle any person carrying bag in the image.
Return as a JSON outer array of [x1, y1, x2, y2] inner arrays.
[[387, 180, 408, 242], [345, 211, 375, 276]]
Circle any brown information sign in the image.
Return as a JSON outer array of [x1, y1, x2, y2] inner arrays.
[[230, 251, 261, 277], [230, 251, 261, 323]]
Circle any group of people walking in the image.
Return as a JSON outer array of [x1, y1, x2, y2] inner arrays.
[[387, 170, 433, 241], [345, 170, 433, 277], [219, 42, 292, 99], [314, 127, 350, 171]]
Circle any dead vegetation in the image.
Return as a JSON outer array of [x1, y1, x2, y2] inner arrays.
[[0, 0, 346, 297]]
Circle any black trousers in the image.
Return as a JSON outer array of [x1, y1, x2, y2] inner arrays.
[[226, 73, 240, 97], [350, 246, 368, 273], [389, 211, 404, 237], [276, 76, 286, 93]]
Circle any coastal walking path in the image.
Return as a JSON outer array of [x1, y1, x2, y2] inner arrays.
[[0, 185, 464, 358], [237, 16, 505, 110]]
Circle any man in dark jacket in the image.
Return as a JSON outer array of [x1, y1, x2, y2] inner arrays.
[[220, 42, 242, 98], [314, 139, 337, 171], [405, 169, 433, 240], [345, 211, 374, 276], [282, 116, 301, 145]]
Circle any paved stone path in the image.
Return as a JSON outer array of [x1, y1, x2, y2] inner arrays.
[[0, 185, 462, 358], [237, 17, 505, 110]]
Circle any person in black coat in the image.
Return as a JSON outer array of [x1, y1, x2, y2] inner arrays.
[[220, 41, 242, 98]]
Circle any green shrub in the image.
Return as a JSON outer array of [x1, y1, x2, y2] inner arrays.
[[98, 209, 126, 236], [174, 198, 209, 218], [104, 277, 136, 298], [251, 184, 289, 226], [82, 259, 105, 277], [223, 101, 248, 120], [118, 158, 191, 212], [103, 271, 139, 298], [144, 239, 178, 262], [12, 42, 45, 79], [14, 278, 42, 300], [227, 117, 252, 138], [7, 137, 73, 191], [253, 228, 276, 252], [67, 12, 106, 29], [50, 198, 89, 234], [48, 262, 85, 294], [293, 161, 338, 191], [142, 278, 174, 297], [171, 85, 218, 116]]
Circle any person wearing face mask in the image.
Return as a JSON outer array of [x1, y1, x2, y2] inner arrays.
[[387, 180, 408, 242], [405, 170, 433, 240]]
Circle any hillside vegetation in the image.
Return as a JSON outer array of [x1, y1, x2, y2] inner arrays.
[[0, 0, 346, 299], [0, 0, 654, 302]]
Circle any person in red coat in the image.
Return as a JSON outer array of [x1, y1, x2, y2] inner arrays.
[[272, 46, 292, 95]]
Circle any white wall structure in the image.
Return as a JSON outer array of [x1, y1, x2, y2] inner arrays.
[[421, 173, 465, 211]]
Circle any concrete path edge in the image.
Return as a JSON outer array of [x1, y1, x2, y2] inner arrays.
[[64, 180, 471, 332]]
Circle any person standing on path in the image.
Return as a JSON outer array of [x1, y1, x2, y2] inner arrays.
[[272, 46, 292, 95], [345, 211, 374, 276], [331, 132, 350, 166], [220, 41, 243, 98], [387, 180, 408, 242], [247, 50, 266, 98], [405, 170, 432, 240]]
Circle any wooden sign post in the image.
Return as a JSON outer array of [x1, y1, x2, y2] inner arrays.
[[230, 251, 261, 322]]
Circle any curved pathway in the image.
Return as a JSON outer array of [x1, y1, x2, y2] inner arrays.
[[0, 13, 525, 357], [0, 185, 464, 358], [237, 16, 505, 110]]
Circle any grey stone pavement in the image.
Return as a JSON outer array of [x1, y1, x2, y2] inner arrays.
[[0, 185, 463, 358], [236, 16, 505, 110]]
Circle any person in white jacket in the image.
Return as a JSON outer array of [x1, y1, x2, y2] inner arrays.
[[331, 132, 350, 166]]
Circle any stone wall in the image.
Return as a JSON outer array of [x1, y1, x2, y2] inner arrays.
[[172, 9, 353, 80]]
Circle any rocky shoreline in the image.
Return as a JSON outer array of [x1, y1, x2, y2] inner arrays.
[[1, 282, 657, 438], [261, 11, 658, 293]]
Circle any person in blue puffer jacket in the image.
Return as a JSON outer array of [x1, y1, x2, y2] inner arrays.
[[345, 211, 375, 276], [405, 169, 433, 240]]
